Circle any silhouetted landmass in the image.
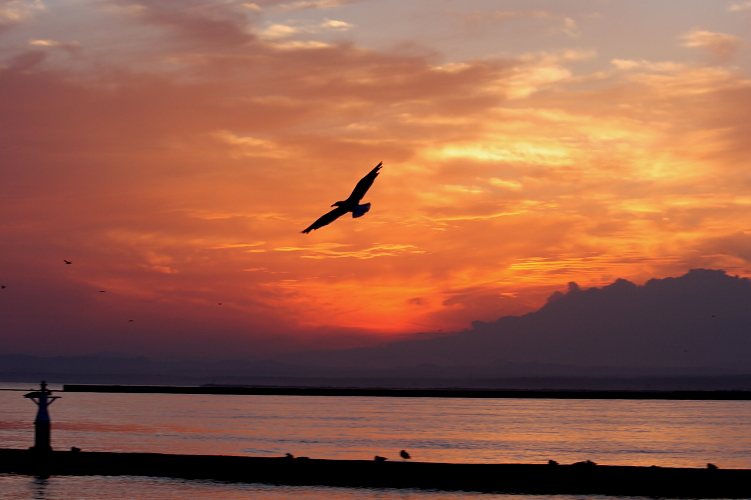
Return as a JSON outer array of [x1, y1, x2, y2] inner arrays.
[[7, 354, 751, 390]]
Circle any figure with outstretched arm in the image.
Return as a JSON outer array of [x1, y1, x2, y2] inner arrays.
[[24, 381, 60, 452]]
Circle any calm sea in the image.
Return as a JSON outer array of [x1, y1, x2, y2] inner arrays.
[[3, 382, 751, 499]]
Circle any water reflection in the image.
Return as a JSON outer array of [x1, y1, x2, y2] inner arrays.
[[31, 476, 49, 500], [2, 386, 751, 468], [1, 474, 655, 500]]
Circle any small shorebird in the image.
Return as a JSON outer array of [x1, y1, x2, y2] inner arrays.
[[399, 450, 411, 459]]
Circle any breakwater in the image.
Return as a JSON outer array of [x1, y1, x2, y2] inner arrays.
[[63, 384, 751, 399], [1, 449, 750, 497]]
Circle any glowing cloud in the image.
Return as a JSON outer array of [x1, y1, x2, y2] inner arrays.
[[681, 29, 743, 62], [0, 0, 44, 27], [728, 1, 751, 11]]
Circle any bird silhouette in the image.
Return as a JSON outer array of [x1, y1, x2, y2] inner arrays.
[[63, 260, 72, 265], [128, 319, 134, 322], [399, 450, 411, 459], [1, 285, 5, 289], [302, 162, 382, 234], [374, 456, 387, 462]]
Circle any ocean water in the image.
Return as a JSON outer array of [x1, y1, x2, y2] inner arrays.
[[3, 382, 751, 499], [0, 475, 650, 500]]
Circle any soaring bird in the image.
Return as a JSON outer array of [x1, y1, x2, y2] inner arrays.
[[63, 260, 72, 265], [302, 162, 382, 234]]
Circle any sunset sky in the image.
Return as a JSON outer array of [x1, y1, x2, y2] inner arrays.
[[2, 0, 751, 357]]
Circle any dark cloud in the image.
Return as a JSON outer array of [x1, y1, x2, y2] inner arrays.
[[282, 269, 751, 372], [110, 0, 257, 47]]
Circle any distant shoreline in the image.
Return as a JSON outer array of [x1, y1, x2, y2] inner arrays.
[[63, 384, 751, 399]]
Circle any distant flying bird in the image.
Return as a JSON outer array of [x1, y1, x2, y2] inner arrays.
[[399, 450, 411, 459], [301, 162, 382, 234], [64, 260, 72, 265], [99, 290, 106, 293], [1, 285, 5, 289], [128, 319, 134, 322]]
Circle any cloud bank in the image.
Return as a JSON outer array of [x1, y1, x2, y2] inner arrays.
[[284, 270, 751, 372]]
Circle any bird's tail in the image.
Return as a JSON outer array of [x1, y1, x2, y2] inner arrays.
[[352, 203, 371, 218]]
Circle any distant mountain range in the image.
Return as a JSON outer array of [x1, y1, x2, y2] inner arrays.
[[3, 269, 751, 390]]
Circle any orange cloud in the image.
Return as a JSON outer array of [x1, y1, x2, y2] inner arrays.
[[0, 0, 44, 29], [681, 29, 743, 62], [1, 0, 751, 357]]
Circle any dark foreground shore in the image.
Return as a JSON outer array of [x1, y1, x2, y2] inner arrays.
[[2, 449, 749, 498]]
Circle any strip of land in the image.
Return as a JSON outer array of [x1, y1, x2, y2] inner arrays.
[[0, 449, 748, 497], [63, 384, 751, 399]]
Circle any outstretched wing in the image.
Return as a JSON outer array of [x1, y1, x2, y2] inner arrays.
[[301, 206, 348, 233], [346, 162, 382, 203]]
